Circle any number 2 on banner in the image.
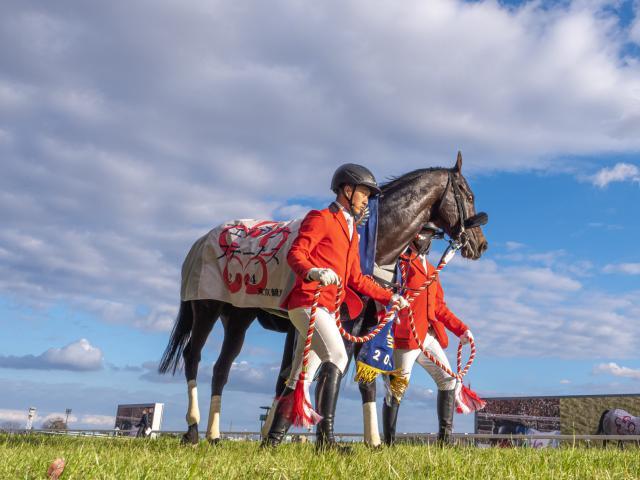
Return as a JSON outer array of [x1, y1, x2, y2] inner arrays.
[[372, 350, 391, 366]]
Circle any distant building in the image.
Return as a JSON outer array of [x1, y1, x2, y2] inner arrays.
[[475, 393, 640, 436], [114, 403, 164, 438]]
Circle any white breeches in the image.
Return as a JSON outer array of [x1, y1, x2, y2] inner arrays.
[[286, 307, 348, 389], [385, 331, 456, 403]]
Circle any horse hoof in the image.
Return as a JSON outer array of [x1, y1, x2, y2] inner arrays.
[[207, 437, 222, 446], [181, 424, 199, 445]]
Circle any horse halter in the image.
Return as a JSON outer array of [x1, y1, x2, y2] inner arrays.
[[444, 171, 470, 248], [439, 171, 489, 258]]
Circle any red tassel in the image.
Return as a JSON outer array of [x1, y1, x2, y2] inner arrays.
[[278, 379, 322, 428], [455, 383, 486, 414]]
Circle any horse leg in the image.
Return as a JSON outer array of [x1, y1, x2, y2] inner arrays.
[[359, 378, 381, 447], [182, 300, 222, 445], [261, 324, 296, 439], [353, 300, 382, 447], [205, 307, 256, 444]]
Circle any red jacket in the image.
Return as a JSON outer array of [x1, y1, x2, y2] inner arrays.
[[393, 251, 467, 350], [283, 205, 393, 313]]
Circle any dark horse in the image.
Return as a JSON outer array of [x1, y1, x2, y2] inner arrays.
[[159, 152, 488, 444]]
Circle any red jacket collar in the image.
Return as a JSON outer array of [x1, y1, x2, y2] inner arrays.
[[400, 250, 428, 278], [328, 203, 353, 241]]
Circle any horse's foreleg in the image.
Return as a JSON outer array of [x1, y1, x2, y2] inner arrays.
[[182, 301, 220, 444], [261, 325, 296, 439], [359, 380, 381, 447], [349, 300, 382, 447], [206, 310, 254, 443]]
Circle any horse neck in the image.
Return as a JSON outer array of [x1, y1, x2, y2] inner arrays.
[[376, 169, 448, 266]]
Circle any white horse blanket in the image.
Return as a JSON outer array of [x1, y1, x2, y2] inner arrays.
[[601, 409, 638, 435], [181, 219, 302, 312]]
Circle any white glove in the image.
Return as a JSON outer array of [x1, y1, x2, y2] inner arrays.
[[391, 294, 410, 311], [460, 329, 474, 345], [306, 268, 340, 286]]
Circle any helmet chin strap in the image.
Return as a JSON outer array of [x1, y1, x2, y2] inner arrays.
[[411, 236, 433, 256], [343, 186, 359, 219]]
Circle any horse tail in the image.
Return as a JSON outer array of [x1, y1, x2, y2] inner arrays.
[[158, 301, 193, 375], [596, 409, 609, 435]]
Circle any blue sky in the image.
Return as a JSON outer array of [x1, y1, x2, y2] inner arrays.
[[1, 0, 639, 434]]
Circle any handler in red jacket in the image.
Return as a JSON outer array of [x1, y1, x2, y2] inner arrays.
[[383, 222, 474, 446], [263, 164, 409, 451]]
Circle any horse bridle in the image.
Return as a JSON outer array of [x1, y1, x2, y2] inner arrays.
[[443, 170, 470, 249]]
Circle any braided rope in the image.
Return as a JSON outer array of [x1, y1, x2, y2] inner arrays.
[[332, 282, 401, 343], [296, 247, 475, 392], [297, 287, 323, 381], [296, 281, 401, 389], [398, 257, 475, 381]]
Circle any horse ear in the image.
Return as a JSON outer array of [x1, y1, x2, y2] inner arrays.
[[454, 151, 462, 173]]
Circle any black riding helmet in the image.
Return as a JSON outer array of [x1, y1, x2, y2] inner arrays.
[[420, 222, 444, 239], [411, 222, 443, 255], [331, 164, 382, 196]]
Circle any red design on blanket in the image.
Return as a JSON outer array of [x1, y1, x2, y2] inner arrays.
[[615, 415, 636, 434], [218, 221, 291, 295]]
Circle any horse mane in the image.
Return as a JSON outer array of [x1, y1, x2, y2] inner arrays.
[[380, 167, 449, 194]]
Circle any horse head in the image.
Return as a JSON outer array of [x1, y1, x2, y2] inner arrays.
[[433, 151, 488, 260]]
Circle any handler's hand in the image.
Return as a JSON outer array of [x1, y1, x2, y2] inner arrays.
[[306, 268, 340, 286], [460, 329, 474, 345], [391, 294, 410, 311]]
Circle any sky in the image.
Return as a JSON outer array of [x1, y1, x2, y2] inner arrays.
[[1, 0, 639, 434]]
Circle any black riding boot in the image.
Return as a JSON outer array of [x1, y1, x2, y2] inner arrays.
[[382, 396, 400, 446], [315, 363, 351, 454], [261, 387, 294, 448], [437, 389, 455, 445]]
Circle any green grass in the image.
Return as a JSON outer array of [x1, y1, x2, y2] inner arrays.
[[2, 434, 639, 479]]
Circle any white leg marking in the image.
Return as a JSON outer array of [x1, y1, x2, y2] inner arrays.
[[363, 401, 381, 447], [206, 395, 222, 439], [186, 380, 200, 425]]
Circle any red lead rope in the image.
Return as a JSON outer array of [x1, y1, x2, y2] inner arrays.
[[398, 260, 475, 381], [398, 257, 485, 414], [280, 252, 480, 427], [280, 283, 403, 427]]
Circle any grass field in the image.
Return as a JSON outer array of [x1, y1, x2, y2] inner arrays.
[[2, 434, 639, 479]]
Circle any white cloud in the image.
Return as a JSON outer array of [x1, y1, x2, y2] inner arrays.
[[589, 162, 640, 187], [593, 362, 640, 380], [0, 339, 104, 371], [0, 409, 113, 428], [559, 379, 571, 384], [603, 262, 640, 275], [437, 250, 640, 359], [42, 339, 103, 371], [505, 241, 526, 251], [40, 412, 79, 425], [0, 0, 639, 339], [0, 408, 29, 424], [80, 414, 115, 427]]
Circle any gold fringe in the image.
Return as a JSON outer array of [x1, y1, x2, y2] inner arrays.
[[355, 361, 384, 384], [389, 374, 409, 400], [355, 362, 409, 401]]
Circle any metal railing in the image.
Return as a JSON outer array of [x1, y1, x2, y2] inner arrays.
[[2, 429, 640, 444]]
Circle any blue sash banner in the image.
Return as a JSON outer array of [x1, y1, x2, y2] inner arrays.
[[355, 310, 396, 380], [354, 257, 409, 398], [357, 195, 378, 275], [341, 196, 379, 334]]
